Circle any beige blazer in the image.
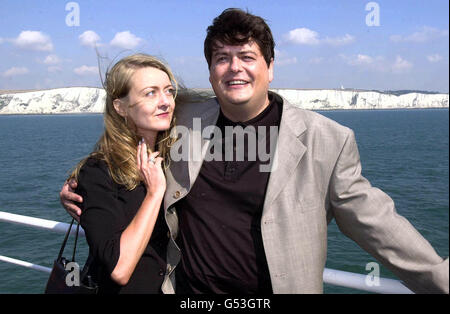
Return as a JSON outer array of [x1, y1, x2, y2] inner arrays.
[[161, 95, 449, 294]]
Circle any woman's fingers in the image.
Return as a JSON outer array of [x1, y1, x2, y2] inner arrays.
[[136, 139, 163, 190], [141, 139, 148, 165], [154, 157, 164, 170], [148, 151, 160, 165], [136, 139, 141, 169]]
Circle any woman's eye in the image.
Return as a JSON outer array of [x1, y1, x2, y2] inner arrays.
[[146, 90, 155, 96], [166, 88, 175, 96]]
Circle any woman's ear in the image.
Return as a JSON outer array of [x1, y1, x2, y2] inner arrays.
[[113, 99, 127, 117]]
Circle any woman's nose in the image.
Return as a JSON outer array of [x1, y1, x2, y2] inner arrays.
[[159, 91, 171, 106]]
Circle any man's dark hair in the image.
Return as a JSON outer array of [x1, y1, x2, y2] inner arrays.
[[204, 8, 275, 68]]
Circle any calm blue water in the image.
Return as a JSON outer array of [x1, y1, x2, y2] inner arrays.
[[0, 109, 448, 294]]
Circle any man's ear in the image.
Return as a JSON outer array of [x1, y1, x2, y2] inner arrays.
[[208, 66, 213, 85], [268, 58, 274, 83], [113, 99, 127, 117]]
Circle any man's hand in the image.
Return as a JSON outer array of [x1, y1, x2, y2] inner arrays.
[[60, 178, 83, 222]]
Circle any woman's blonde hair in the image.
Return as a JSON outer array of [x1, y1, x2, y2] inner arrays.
[[69, 54, 182, 190]]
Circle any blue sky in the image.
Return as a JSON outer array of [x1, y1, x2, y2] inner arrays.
[[0, 0, 448, 92]]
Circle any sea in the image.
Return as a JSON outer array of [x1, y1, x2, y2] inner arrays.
[[0, 109, 448, 294]]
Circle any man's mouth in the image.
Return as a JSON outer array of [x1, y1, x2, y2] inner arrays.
[[226, 80, 249, 86]]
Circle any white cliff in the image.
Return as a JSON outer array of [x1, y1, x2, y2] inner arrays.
[[271, 88, 449, 110], [0, 87, 448, 114], [0, 87, 106, 114]]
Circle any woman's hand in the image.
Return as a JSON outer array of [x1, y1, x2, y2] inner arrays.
[[111, 138, 167, 286], [136, 138, 166, 197]]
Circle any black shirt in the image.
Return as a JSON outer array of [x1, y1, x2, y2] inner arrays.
[[176, 92, 283, 293], [77, 157, 169, 294]]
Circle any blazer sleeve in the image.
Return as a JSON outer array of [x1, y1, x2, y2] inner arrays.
[[329, 129, 449, 294], [77, 159, 126, 276]]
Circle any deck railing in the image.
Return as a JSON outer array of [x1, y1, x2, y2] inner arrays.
[[0, 210, 413, 294]]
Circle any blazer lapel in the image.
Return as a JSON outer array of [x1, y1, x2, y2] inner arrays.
[[263, 99, 307, 214], [164, 99, 220, 210], [187, 105, 220, 188]]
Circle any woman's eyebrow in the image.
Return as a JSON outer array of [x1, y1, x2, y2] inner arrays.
[[139, 84, 173, 93], [139, 86, 158, 93]]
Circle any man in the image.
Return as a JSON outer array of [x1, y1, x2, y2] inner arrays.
[[61, 8, 448, 293]]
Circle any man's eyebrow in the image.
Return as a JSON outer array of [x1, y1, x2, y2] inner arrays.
[[212, 50, 257, 56], [212, 50, 228, 56], [238, 50, 257, 55]]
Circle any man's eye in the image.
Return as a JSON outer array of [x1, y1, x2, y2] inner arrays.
[[215, 56, 227, 63]]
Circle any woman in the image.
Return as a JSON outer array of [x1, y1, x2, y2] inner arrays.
[[69, 54, 178, 293]]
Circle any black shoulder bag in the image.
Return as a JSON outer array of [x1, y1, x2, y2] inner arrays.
[[44, 218, 98, 294]]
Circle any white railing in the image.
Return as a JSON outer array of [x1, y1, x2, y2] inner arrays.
[[0, 211, 84, 236], [0, 210, 413, 294]]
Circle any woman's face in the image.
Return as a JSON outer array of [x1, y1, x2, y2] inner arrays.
[[117, 66, 176, 137]]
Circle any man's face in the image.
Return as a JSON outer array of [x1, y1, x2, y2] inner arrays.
[[208, 40, 274, 120]]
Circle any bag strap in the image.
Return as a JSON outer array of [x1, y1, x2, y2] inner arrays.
[[56, 218, 79, 261], [71, 222, 80, 262]]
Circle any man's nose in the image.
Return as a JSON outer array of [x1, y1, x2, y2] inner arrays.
[[229, 56, 242, 72]]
